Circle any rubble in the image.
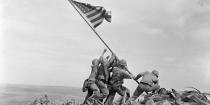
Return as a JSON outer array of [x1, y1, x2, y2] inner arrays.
[[137, 87, 210, 105], [30, 87, 210, 105]]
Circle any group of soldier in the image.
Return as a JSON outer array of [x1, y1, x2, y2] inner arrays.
[[81, 49, 160, 105]]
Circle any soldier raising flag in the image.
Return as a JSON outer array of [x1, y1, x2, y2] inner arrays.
[[82, 49, 109, 105]]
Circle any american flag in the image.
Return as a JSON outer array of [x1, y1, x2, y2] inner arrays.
[[70, 0, 111, 28]]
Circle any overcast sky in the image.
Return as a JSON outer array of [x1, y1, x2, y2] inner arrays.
[[0, 0, 210, 92]]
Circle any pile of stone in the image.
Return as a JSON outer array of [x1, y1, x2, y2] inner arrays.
[[134, 87, 210, 105]]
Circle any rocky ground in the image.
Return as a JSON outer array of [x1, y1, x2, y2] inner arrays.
[[30, 87, 210, 105]]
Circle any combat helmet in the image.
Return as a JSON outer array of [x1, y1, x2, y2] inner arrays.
[[92, 58, 99, 66], [152, 70, 159, 77], [119, 59, 127, 66]]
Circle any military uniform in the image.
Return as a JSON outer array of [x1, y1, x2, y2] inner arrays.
[[104, 67, 133, 105], [94, 64, 109, 100], [112, 88, 130, 105], [83, 53, 114, 104], [82, 59, 102, 104], [128, 70, 160, 102], [92, 53, 118, 101]]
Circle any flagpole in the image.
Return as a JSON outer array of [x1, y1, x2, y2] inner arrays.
[[68, 0, 140, 85], [68, 0, 114, 54]]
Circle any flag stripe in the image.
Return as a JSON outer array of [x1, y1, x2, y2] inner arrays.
[[90, 11, 105, 23], [86, 8, 103, 18], [94, 22, 102, 28], [88, 11, 104, 21], [90, 16, 103, 24], [92, 18, 104, 26], [85, 9, 97, 16]]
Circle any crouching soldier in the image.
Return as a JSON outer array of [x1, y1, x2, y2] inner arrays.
[[126, 70, 160, 104], [82, 58, 101, 105], [82, 49, 108, 105]]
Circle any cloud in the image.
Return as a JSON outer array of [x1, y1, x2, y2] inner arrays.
[[132, 0, 210, 39], [191, 27, 210, 47], [162, 56, 176, 63], [1, 0, 210, 90], [199, 55, 210, 84], [0, 1, 5, 83], [198, 0, 210, 6]]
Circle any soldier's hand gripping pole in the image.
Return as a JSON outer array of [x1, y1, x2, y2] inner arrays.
[[125, 67, 140, 84], [99, 49, 107, 64], [101, 49, 107, 57]]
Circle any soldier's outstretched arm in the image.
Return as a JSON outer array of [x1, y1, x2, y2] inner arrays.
[[99, 49, 110, 82], [121, 70, 133, 79], [134, 72, 144, 81], [124, 67, 135, 79], [99, 49, 107, 62], [124, 67, 140, 84], [101, 49, 107, 56], [107, 53, 117, 67], [103, 61, 109, 82]]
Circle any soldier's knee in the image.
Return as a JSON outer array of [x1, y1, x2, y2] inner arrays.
[[125, 99, 134, 105], [104, 90, 109, 97], [89, 83, 100, 92], [101, 89, 109, 98], [82, 80, 89, 92], [92, 88, 100, 92], [130, 95, 138, 101], [92, 91, 100, 97]]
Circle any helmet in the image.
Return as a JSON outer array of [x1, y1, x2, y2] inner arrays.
[[92, 58, 99, 66], [152, 70, 159, 77], [119, 59, 127, 66]]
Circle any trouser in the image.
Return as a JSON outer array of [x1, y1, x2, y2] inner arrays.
[[128, 82, 160, 102], [83, 79, 109, 104], [104, 85, 129, 105], [95, 79, 109, 100], [83, 89, 93, 104], [83, 80, 98, 104], [112, 88, 130, 105]]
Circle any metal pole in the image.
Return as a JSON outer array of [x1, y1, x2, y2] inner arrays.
[[68, 0, 139, 84]]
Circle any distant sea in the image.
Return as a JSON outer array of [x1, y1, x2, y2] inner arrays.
[[0, 83, 85, 105]]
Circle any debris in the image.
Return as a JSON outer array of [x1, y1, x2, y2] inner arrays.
[[138, 88, 210, 105]]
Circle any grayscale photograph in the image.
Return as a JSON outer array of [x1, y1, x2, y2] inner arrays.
[[0, 0, 210, 105]]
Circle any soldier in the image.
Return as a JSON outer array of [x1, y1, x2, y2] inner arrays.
[[104, 59, 135, 105], [93, 57, 110, 101], [82, 49, 108, 104], [93, 52, 120, 102], [126, 70, 160, 104], [82, 49, 117, 104], [102, 53, 118, 83]]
